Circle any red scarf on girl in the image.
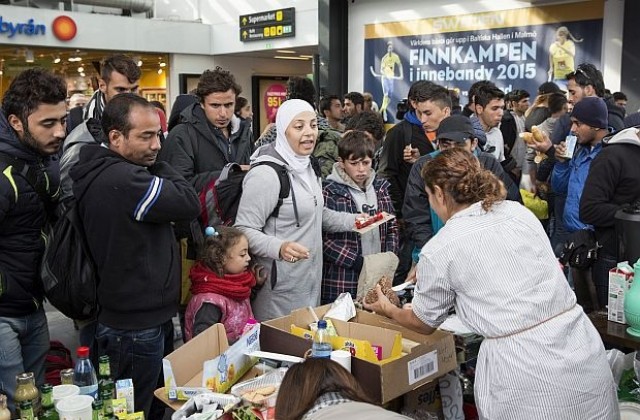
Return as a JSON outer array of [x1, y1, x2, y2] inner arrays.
[[189, 262, 256, 300]]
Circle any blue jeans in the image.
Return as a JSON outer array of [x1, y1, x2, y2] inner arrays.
[[96, 323, 165, 417], [0, 308, 50, 415]]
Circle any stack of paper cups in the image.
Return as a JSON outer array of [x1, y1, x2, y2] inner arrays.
[[330, 350, 352, 373]]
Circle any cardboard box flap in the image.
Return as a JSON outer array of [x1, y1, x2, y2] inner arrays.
[[164, 323, 227, 386]]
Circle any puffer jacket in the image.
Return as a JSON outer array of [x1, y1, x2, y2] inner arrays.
[[0, 110, 60, 316]]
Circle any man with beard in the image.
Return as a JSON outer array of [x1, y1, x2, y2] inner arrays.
[[70, 94, 200, 417], [0, 68, 67, 415]]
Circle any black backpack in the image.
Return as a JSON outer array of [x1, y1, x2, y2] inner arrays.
[[41, 195, 99, 320], [199, 157, 320, 228], [40, 167, 107, 321]]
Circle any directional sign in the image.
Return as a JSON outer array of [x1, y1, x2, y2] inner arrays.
[[239, 7, 295, 42]]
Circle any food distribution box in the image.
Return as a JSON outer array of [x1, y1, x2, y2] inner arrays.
[[162, 323, 260, 401], [260, 305, 456, 403], [608, 262, 634, 324]]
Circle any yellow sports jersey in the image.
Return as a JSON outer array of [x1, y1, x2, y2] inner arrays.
[[381, 52, 401, 78], [550, 40, 575, 80]]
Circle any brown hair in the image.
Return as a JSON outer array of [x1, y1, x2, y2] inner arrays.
[[199, 226, 246, 276], [421, 149, 506, 212], [275, 359, 374, 420], [100, 54, 141, 84], [338, 130, 375, 161]]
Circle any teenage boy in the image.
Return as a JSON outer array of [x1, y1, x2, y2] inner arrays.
[[321, 131, 399, 304]]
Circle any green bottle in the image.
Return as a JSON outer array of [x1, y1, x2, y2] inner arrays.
[[19, 401, 34, 420], [97, 355, 115, 399], [100, 390, 118, 420], [92, 400, 105, 420], [40, 384, 60, 420]]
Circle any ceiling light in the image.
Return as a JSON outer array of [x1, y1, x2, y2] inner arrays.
[[137, 60, 143, 67], [157, 68, 163, 74], [159, 62, 166, 67], [77, 66, 84, 73], [273, 56, 310, 60], [276, 49, 296, 54], [53, 56, 61, 64], [299, 55, 314, 58], [80, 72, 85, 77], [25, 50, 34, 63]]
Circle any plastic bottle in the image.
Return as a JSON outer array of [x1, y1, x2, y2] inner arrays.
[[311, 320, 332, 358], [241, 318, 258, 336], [74, 346, 98, 399]]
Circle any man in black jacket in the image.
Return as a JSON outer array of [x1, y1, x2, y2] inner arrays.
[[403, 116, 522, 280], [70, 94, 200, 417], [159, 66, 254, 192], [580, 127, 640, 307], [0, 68, 67, 415]]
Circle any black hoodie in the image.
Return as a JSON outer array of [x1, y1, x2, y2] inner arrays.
[[70, 143, 200, 329]]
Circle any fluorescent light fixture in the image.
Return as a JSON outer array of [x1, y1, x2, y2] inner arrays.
[[276, 49, 296, 54], [274, 56, 310, 60], [299, 55, 314, 58], [25, 49, 34, 63]]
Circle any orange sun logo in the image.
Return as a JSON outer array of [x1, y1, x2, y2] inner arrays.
[[52, 16, 77, 41]]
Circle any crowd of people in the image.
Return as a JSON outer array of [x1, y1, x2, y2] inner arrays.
[[0, 52, 639, 419]]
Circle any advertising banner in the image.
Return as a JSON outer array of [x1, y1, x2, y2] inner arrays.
[[364, 1, 604, 123]]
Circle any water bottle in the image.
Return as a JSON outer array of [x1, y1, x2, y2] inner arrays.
[[74, 346, 98, 399], [311, 320, 332, 358]]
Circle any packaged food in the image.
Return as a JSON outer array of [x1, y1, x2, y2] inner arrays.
[[230, 368, 287, 409]]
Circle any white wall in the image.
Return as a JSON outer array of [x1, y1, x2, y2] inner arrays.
[[347, 0, 624, 92]]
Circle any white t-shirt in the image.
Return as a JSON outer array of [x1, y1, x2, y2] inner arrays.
[[485, 126, 505, 162]]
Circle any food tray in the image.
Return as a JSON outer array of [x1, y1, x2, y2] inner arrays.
[[171, 392, 241, 420], [230, 367, 288, 407]]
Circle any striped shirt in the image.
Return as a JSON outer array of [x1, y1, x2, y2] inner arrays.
[[413, 201, 619, 419]]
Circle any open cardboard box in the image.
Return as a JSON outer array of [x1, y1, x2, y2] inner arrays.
[[260, 305, 457, 403], [161, 323, 260, 402]]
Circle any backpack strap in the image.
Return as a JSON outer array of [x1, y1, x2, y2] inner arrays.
[[251, 160, 301, 227]]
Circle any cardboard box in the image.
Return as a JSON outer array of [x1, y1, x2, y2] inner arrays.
[[608, 262, 634, 324], [260, 305, 457, 403], [162, 323, 260, 401], [402, 379, 444, 419]]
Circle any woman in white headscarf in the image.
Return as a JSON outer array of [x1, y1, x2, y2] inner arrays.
[[235, 99, 357, 321]]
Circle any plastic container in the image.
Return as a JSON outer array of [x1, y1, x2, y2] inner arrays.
[[73, 347, 98, 399], [170, 392, 241, 420], [230, 368, 288, 409], [311, 320, 332, 358], [55, 395, 94, 420], [53, 384, 80, 404]]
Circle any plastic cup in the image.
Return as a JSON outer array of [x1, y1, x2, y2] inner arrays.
[[52, 384, 80, 404], [55, 394, 92, 420], [330, 350, 352, 373]]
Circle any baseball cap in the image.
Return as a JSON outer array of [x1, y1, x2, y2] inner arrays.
[[538, 81, 565, 95], [436, 115, 475, 143]]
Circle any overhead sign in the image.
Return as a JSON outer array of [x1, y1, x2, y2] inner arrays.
[[239, 7, 295, 42], [0, 16, 46, 38]]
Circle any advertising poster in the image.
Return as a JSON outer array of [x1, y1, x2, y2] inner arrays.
[[254, 77, 287, 135], [364, 1, 604, 123]]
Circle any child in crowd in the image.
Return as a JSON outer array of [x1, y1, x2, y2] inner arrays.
[[321, 131, 399, 304], [184, 226, 259, 343]]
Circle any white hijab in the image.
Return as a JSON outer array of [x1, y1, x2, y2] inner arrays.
[[274, 99, 316, 174]]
